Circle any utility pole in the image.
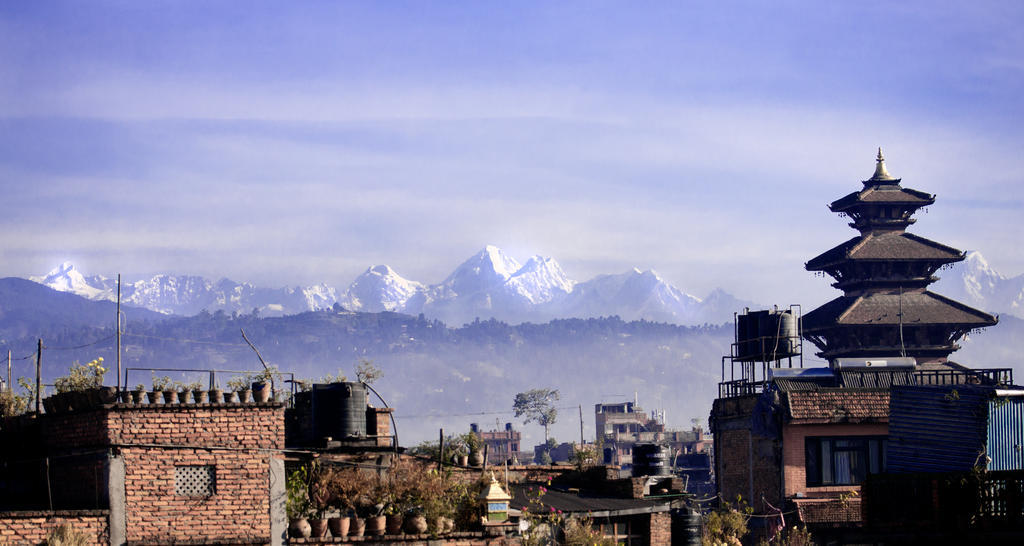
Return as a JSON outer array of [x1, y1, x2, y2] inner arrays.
[[579, 404, 584, 446], [438, 428, 444, 473], [6, 349, 11, 392], [116, 274, 122, 392], [35, 339, 42, 414]]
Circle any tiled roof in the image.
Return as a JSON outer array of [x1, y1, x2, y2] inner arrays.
[[807, 232, 962, 269], [830, 186, 934, 211], [784, 389, 890, 424], [793, 497, 863, 525], [803, 291, 998, 330]]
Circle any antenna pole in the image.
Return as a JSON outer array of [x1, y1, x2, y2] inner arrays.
[[116, 274, 122, 392], [35, 339, 42, 414], [898, 286, 906, 358]]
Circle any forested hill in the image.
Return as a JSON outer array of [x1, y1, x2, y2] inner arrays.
[[1, 289, 732, 446]]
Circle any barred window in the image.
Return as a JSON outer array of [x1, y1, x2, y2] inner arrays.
[[175, 465, 216, 497]]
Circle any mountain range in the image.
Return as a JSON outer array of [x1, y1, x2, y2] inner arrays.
[[28, 247, 1021, 327], [30, 246, 758, 326], [932, 250, 1024, 319]]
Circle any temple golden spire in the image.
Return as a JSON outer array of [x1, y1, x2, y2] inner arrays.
[[870, 147, 896, 182]]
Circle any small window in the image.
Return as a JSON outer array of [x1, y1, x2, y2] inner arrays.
[[175, 465, 216, 497]]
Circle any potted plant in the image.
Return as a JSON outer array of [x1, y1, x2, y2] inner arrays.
[[465, 430, 484, 467], [150, 375, 171, 404], [53, 358, 111, 410], [130, 384, 145, 404], [250, 366, 278, 403], [363, 472, 389, 536], [177, 382, 193, 404], [307, 464, 333, 538], [209, 382, 225, 404], [383, 460, 417, 535], [162, 380, 182, 404], [186, 381, 207, 404], [227, 375, 250, 404], [286, 466, 313, 538]]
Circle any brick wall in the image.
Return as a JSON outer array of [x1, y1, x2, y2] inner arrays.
[[41, 409, 109, 450], [107, 404, 284, 450], [649, 512, 671, 546], [0, 510, 109, 546], [108, 404, 284, 544], [368, 407, 393, 447], [781, 423, 888, 497], [122, 448, 278, 544], [711, 396, 781, 513]]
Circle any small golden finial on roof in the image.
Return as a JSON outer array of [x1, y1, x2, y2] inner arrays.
[[870, 147, 896, 181]]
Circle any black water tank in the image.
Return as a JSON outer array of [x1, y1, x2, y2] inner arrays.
[[632, 443, 670, 477], [735, 310, 765, 361], [312, 382, 367, 440], [673, 507, 702, 546], [757, 310, 799, 360]]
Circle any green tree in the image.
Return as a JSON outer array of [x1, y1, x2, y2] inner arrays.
[[513, 388, 560, 442]]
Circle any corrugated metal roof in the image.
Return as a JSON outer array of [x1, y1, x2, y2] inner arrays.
[[887, 385, 990, 473], [988, 397, 1024, 471]]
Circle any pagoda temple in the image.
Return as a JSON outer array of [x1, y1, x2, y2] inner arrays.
[[802, 150, 998, 362]]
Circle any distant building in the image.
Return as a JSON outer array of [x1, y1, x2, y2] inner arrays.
[[596, 400, 709, 469], [473, 422, 521, 465]]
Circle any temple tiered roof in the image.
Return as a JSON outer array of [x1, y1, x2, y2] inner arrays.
[[802, 150, 997, 362]]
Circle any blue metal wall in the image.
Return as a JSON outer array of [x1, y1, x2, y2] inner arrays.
[[987, 396, 1024, 471]]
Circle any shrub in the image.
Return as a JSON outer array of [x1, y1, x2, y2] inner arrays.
[[45, 523, 91, 546]]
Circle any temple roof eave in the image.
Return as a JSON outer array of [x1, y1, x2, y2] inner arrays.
[[829, 186, 935, 212], [802, 292, 999, 331], [805, 232, 965, 271]]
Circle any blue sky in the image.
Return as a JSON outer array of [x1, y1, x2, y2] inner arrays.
[[1, 2, 1022, 306]]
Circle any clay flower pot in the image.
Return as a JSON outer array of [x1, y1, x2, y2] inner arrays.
[[162, 390, 178, 404], [350, 517, 365, 537], [288, 518, 311, 538], [209, 389, 224, 404], [251, 382, 272, 403], [386, 514, 404, 535], [328, 516, 350, 537], [147, 391, 162, 404], [309, 518, 328, 538], [366, 515, 386, 536], [235, 389, 251, 404], [404, 515, 427, 534], [192, 389, 208, 404], [130, 390, 144, 404]]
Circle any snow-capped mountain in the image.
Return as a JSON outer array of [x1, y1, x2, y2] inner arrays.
[[934, 250, 1024, 318], [31, 263, 338, 317], [551, 268, 702, 324], [506, 255, 576, 305], [29, 246, 754, 325], [343, 265, 425, 313]]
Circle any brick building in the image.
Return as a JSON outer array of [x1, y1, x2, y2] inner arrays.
[[472, 422, 521, 465], [1, 400, 287, 545]]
